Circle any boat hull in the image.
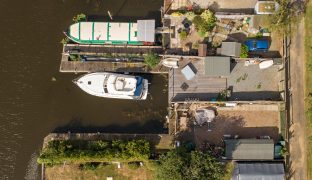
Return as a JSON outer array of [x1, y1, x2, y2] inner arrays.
[[73, 72, 148, 100]]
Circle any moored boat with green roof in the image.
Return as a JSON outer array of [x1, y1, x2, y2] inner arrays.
[[64, 20, 155, 45]]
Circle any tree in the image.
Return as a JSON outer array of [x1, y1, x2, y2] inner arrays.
[[192, 15, 207, 35], [155, 148, 186, 180], [155, 148, 224, 180], [192, 10, 217, 37], [186, 151, 223, 180], [144, 53, 160, 68], [266, 0, 301, 36], [200, 10, 217, 32]]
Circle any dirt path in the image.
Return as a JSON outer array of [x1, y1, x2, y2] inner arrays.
[[289, 18, 307, 179]]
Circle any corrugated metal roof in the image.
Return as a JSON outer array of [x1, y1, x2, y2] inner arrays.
[[225, 139, 274, 160], [204, 56, 231, 76], [221, 42, 241, 57], [232, 162, 285, 180], [137, 20, 155, 42]]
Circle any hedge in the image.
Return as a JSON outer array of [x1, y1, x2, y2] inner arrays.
[[37, 139, 151, 165]]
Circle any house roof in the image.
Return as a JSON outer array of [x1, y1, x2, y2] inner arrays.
[[221, 42, 241, 57], [225, 139, 274, 160], [204, 56, 231, 76], [137, 20, 155, 42], [232, 162, 285, 180]]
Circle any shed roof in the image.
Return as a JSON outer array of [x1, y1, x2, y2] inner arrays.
[[137, 20, 155, 42], [221, 42, 241, 57], [204, 56, 231, 76], [232, 162, 285, 180], [225, 139, 274, 160]]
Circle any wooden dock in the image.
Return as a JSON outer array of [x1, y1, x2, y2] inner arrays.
[[64, 44, 164, 55], [60, 44, 169, 73]]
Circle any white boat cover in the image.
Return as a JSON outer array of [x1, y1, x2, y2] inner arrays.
[[259, 60, 274, 69], [194, 109, 216, 125]]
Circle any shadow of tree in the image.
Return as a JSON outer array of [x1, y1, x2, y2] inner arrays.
[[53, 117, 168, 134]]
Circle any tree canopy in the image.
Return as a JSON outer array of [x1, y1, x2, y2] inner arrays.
[[155, 148, 224, 180]]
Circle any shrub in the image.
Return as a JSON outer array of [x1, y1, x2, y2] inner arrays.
[[179, 30, 188, 40], [144, 53, 160, 68], [81, 162, 101, 170], [73, 13, 86, 23], [69, 54, 80, 61], [60, 37, 69, 45], [184, 12, 196, 21], [240, 44, 249, 58], [127, 162, 141, 169]]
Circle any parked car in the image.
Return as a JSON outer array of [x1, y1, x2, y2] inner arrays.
[[245, 39, 269, 52]]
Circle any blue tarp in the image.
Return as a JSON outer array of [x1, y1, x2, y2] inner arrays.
[[134, 77, 143, 97]]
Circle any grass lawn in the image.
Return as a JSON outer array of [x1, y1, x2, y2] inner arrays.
[[305, 1, 312, 179], [45, 162, 155, 180]]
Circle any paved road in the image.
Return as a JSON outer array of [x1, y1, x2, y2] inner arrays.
[[288, 18, 307, 180]]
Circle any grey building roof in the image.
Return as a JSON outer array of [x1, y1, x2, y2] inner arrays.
[[137, 20, 155, 42], [204, 56, 231, 76], [232, 162, 285, 180], [221, 42, 241, 57], [225, 139, 274, 160]]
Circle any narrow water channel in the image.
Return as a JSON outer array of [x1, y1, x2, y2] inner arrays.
[[0, 0, 166, 179]]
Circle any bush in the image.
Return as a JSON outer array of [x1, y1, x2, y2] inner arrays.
[[240, 44, 249, 58], [73, 13, 86, 23], [144, 53, 160, 68], [37, 139, 151, 166], [184, 12, 196, 21], [179, 30, 188, 40], [81, 162, 101, 170], [127, 162, 141, 169], [60, 37, 69, 45], [69, 54, 81, 61]]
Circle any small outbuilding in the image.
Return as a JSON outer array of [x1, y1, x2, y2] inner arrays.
[[204, 56, 231, 76], [225, 139, 274, 160], [221, 42, 241, 57], [232, 162, 285, 180]]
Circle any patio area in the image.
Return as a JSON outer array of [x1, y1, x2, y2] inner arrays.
[[227, 61, 283, 101]]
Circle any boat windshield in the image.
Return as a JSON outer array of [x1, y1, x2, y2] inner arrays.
[[103, 76, 108, 93], [133, 77, 143, 97]]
